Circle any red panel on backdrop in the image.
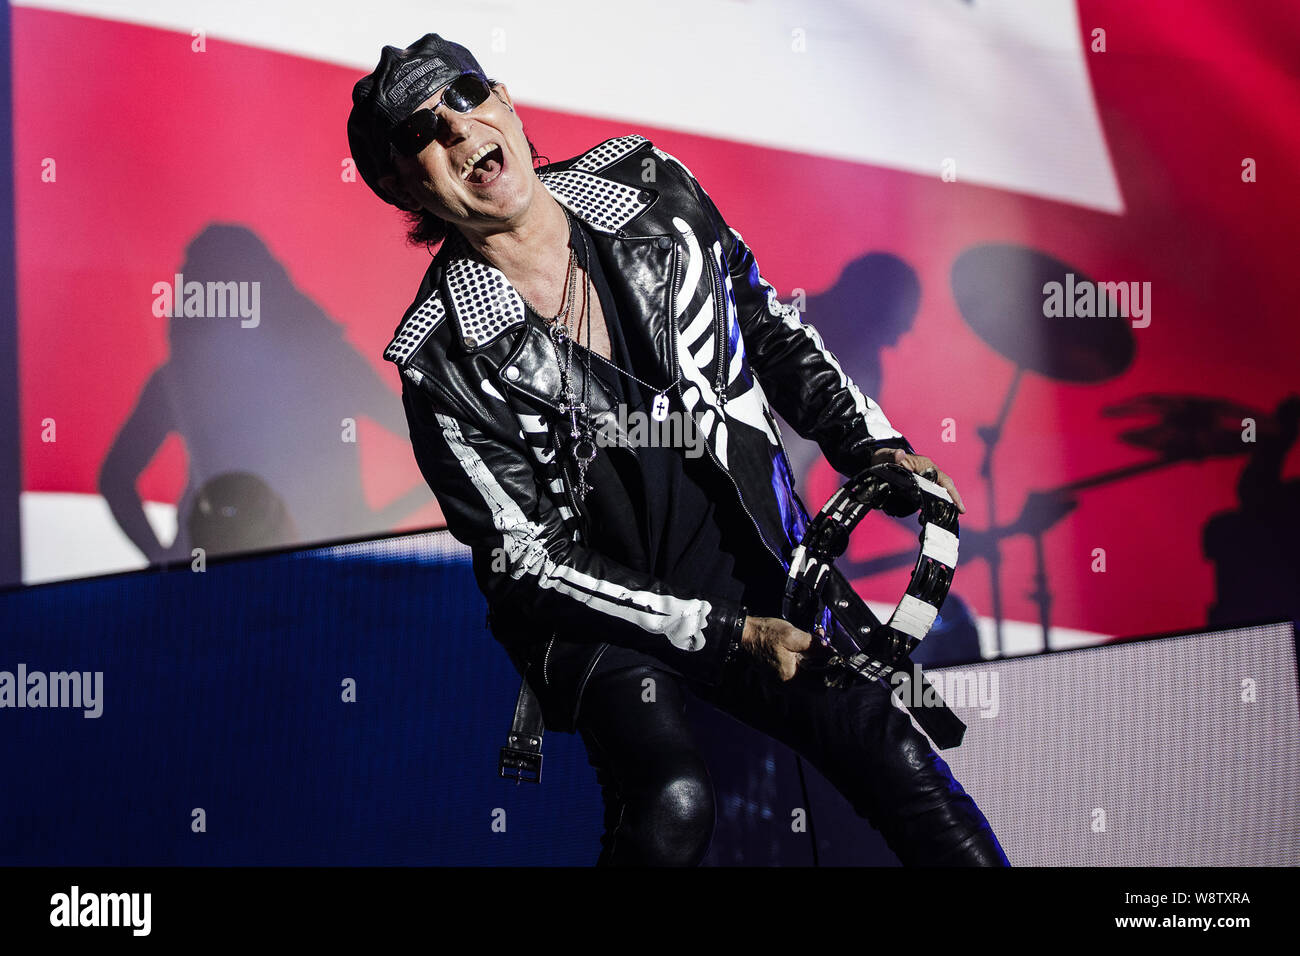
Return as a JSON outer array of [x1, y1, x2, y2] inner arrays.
[[13, 5, 1300, 641]]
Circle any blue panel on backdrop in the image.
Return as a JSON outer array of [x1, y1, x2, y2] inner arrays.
[[0, 531, 605, 865]]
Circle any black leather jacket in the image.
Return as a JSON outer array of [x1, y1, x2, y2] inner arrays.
[[384, 134, 913, 731]]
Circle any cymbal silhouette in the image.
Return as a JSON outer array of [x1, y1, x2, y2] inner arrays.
[[951, 244, 1135, 382], [1104, 393, 1268, 460]]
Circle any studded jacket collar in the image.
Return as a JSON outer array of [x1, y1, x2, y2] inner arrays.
[[384, 134, 912, 728]]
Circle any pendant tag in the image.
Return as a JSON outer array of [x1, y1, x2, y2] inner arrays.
[[652, 393, 670, 421]]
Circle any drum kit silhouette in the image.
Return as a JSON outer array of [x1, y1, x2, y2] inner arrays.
[[825, 243, 1265, 659]]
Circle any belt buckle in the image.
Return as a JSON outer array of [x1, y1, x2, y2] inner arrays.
[[498, 733, 543, 784]]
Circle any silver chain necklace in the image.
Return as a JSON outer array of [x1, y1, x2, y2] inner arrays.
[[555, 214, 682, 421], [587, 348, 682, 423], [536, 209, 598, 501], [523, 211, 688, 503], [515, 240, 577, 323]]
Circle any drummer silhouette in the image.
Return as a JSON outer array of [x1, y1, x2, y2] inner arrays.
[[782, 252, 920, 484], [1203, 395, 1300, 628]]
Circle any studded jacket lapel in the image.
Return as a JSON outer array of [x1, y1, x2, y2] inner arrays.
[[446, 167, 657, 352]]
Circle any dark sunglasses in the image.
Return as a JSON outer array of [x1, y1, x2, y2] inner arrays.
[[389, 73, 494, 157]]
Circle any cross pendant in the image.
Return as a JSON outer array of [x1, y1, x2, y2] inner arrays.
[[557, 400, 587, 439]]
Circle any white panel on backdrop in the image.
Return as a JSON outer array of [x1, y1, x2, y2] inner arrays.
[[16, 0, 1122, 211], [20, 492, 176, 584], [933, 622, 1300, 865]]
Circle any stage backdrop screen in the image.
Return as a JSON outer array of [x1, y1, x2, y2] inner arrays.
[[4, 0, 1298, 661]]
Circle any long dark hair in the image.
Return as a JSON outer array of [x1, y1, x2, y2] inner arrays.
[[401, 79, 551, 253]]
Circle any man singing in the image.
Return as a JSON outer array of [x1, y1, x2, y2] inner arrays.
[[348, 33, 1008, 866]]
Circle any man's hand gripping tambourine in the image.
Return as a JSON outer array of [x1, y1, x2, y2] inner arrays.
[[738, 449, 970, 749]]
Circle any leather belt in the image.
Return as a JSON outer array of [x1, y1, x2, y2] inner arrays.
[[498, 675, 545, 784]]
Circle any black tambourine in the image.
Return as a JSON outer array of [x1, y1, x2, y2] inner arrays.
[[783, 461, 968, 749]]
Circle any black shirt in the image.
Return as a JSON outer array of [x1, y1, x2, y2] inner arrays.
[[525, 212, 785, 679]]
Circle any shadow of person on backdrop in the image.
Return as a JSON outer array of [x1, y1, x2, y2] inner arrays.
[[781, 252, 921, 486], [99, 224, 415, 563], [1203, 394, 1300, 628]]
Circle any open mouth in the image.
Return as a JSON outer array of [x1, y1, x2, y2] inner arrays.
[[461, 143, 505, 187]]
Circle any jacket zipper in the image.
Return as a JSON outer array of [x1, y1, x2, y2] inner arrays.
[[542, 630, 557, 686], [711, 246, 729, 408]]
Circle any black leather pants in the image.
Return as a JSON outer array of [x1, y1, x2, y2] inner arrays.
[[575, 657, 1010, 867]]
